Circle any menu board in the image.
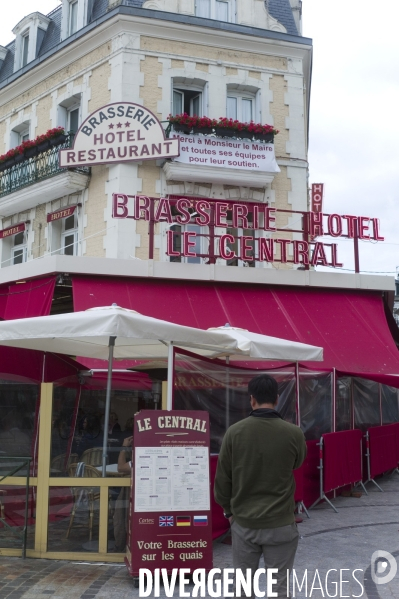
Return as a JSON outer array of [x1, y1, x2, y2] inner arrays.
[[135, 446, 210, 512], [126, 410, 213, 577]]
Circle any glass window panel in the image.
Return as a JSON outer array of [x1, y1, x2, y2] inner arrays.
[[299, 372, 332, 440], [47, 485, 100, 552], [108, 486, 131, 553], [227, 96, 237, 120], [14, 232, 24, 246], [0, 485, 36, 549], [216, 0, 229, 21], [242, 98, 253, 122], [22, 35, 29, 67], [64, 215, 76, 231], [0, 382, 39, 461], [353, 377, 380, 432], [196, 0, 211, 18], [191, 94, 201, 117], [63, 234, 75, 256], [12, 249, 25, 265], [69, 1, 78, 35], [68, 108, 79, 134], [173, 90, 183, 116]]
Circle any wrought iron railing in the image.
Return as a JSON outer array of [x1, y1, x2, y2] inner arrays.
[[0, 134, 90, 199]]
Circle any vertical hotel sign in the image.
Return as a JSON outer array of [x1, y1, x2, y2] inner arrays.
[[126, 410, 213, 577]]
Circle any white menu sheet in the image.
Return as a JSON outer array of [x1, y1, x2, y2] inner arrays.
[[134, 446, 210, 512]]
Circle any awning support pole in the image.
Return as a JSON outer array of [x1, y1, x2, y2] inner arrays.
[[102, 336, 116, 477], [167, 342, 174, 411]]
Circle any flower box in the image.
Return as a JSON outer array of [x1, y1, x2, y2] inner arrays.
[[0, 127, 66, 170], [167, 114, 278, 142]]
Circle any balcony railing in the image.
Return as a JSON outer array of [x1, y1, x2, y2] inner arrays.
[[0, 134, 90, 199]]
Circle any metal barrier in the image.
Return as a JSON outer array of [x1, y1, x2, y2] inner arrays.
[[0, 457, 32, 558]]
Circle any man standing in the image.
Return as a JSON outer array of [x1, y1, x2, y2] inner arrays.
[[214, 374, 307, 597]]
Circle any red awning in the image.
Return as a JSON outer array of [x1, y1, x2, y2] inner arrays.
[[71, 276, 399, 377], [0, 276, 56, 320]]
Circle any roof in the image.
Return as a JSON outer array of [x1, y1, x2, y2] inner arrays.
[[268, 0, 299, 36], [0, 0, 300, 86]]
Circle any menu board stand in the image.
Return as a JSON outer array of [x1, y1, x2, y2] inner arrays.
[[125, 410, 213, 584]]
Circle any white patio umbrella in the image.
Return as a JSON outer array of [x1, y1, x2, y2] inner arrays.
[[0, 305, 323, 474], [208, 323, 324, 430]]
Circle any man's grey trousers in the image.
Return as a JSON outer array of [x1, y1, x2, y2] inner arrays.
[[231, 521, 299, 597]]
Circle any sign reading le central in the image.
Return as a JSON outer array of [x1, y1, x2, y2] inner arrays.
[[125, 410, 213, 577], [59, 103, 179, 167]]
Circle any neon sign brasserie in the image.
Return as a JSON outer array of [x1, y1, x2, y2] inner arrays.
[[112, 194, 384, 268]]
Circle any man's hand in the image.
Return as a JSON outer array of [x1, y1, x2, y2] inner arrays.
[[122, 436, 133, 448], [229, 516, 234, 525]]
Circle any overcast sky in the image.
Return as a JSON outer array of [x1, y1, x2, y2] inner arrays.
[[0, 1, 398, 276]]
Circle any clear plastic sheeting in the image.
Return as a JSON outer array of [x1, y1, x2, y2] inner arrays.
[[336, 377, 352, 432], [353, 377, 380, 431], [173, 353, 295, 453], [381, 385, 399, 424], [299, 371, 332, 440]]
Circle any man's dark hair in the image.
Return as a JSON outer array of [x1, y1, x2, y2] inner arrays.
[[248, 374, 278, 405]]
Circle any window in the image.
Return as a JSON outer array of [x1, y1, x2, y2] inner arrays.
[[173, 89, 202, 116], [57, 96, 81, 134], [69, 0, 78, 35], [12, 231, 27, 265], [227, 94, 254, 122], [61, 213, 78, 256], [20, 130, 30, 144], [195, 0, 233, 21], [22, 33, 30, 67]]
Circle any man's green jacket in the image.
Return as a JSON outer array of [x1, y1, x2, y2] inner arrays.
[[214, 414, 307, 529]]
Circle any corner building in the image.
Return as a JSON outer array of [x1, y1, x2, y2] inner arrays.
[[0, 0, 398, 562]]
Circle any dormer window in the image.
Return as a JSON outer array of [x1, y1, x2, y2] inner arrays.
[[69, 1, 78, 35], [61, 0, 92, 40], [195, 0, 234, 22], [12, 12, 50, 72]]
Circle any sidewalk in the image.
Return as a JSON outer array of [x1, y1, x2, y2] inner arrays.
[[1, 474, 398, 599]]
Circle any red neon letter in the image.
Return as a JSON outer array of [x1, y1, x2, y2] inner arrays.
[[264, 207, 276, 231], [310, 242, 328, 266], [195, 201, 211, 226], [327, 214, 342, 237], [134, 196, 150, 221], [112, 193, 128, 218], [358, 217, 370, 240], [372, 218, 384, 241], [275, 238, 291, 263], [233, 204, 249, 229], [293, 240, 309, 265], [310, 212, 324, 237], [330, 244, 343, 267], [220, 234, 236, 260], [154, 198, 173, 223], [175, 199, 191, 225], [183, 232, 197, 257], [240, 236, 254, 261], [166, 230, 180, 256], [215, 202, 229, 227], [342, 215, 358, 238], [259, 238, 274, 262]]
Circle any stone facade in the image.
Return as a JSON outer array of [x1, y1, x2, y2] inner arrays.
[[0, 1, 311, 270]]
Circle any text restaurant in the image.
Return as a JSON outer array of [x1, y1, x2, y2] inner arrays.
[[0, 103, 398, 563]]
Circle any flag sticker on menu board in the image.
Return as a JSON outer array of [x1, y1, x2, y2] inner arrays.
[[159, 516, 174, 527], [176, 516, 191, 527], [193, 515, 208, 526]]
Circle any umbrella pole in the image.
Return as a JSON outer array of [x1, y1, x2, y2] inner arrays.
[[225, 356, 230, 432], [102, 336, 116, 477], [167, 342, 174, 411]]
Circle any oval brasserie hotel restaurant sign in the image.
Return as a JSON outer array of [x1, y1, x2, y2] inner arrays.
[[59, 103, 180, 166]]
